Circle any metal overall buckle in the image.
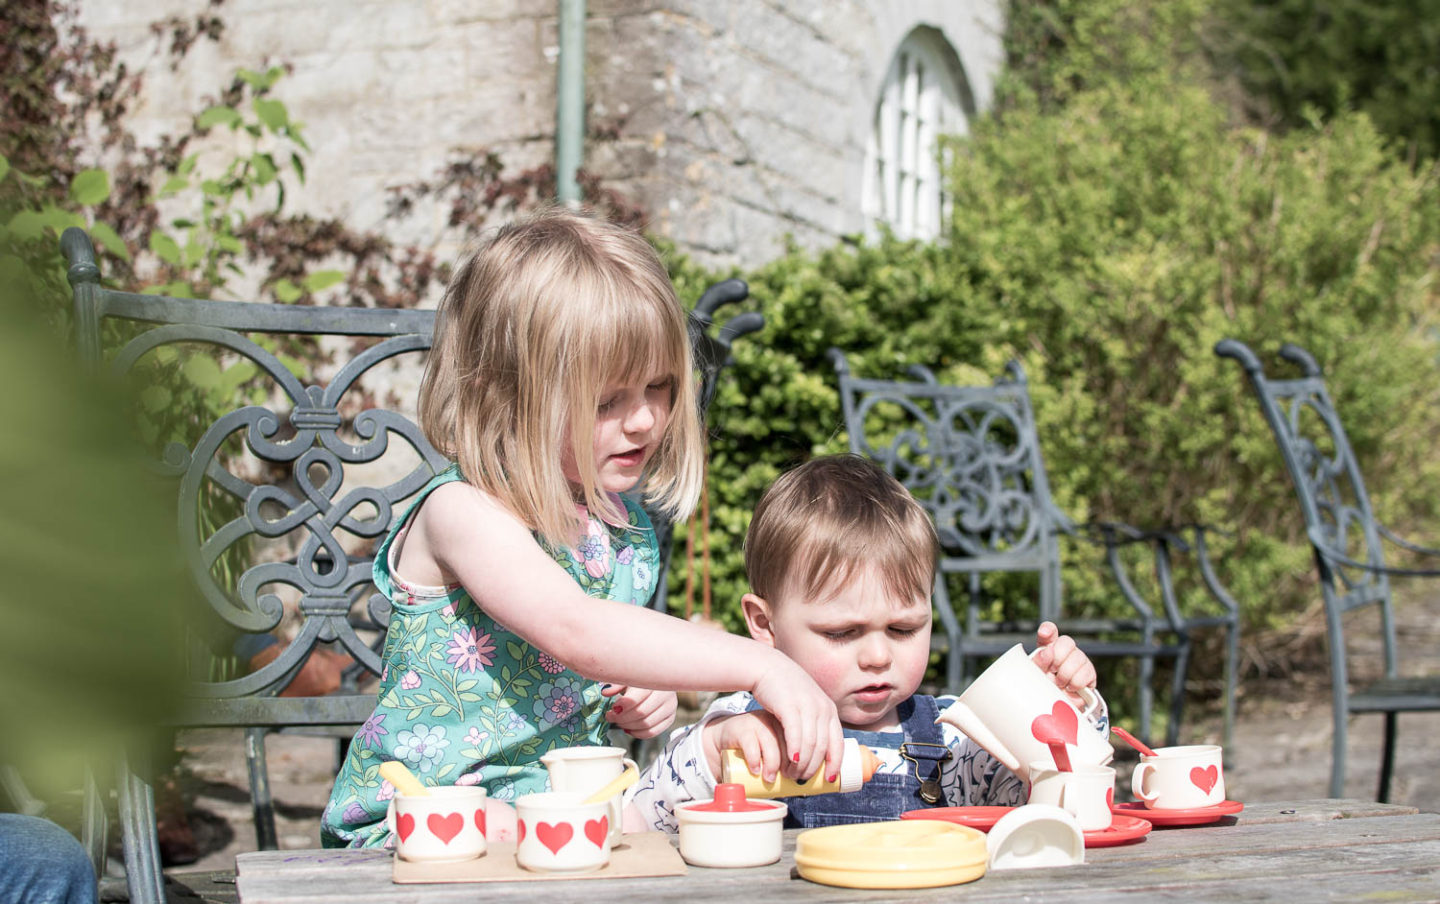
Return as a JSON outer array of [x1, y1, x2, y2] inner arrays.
[[899, 742, 952, 805]]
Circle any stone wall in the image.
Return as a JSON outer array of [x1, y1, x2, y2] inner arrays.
[[75, 0, 1003, 272]]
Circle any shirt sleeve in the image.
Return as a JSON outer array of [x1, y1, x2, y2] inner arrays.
[[624, 692, 753, 832]]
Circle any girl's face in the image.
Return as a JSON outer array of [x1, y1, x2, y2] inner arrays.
[[562, 372, 675, 496]]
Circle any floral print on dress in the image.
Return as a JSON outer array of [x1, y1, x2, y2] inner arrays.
[[320, 466, 661, 849]]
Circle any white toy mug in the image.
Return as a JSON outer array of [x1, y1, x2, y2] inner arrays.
[[514, 791, 613, 874], [1027, 761, 1115, 831], [935, 643, 1111, 782], [384, 786, 488, 863], [1131, 744, 1225, 809]]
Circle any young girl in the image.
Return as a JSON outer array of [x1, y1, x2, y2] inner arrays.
[[321, 209, 842, 848]]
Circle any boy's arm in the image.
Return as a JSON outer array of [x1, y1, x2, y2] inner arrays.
[[624, 693, 752, 832]]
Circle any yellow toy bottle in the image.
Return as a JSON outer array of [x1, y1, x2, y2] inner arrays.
[[721, 737, 882, 798]]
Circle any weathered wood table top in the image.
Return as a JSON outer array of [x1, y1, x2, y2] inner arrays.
[[233, 800, 1440, 903]]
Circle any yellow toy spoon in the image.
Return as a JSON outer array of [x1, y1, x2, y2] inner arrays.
[[584, 764, 639, 805], [379, 761, 430, 797]]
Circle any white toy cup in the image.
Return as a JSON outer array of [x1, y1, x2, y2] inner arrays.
[[1131, 744, 1225, 809], [1027, 761, 1115, 831], [384, 786, 488, 863], [540, 745, 636, 846], [514, 791, 613, 874], [935, 644, 1111, 782]]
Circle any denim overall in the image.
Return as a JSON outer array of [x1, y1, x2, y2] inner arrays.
[[776, 696, 953, 828]]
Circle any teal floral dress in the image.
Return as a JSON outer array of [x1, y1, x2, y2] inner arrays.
[[320, 466, 660, 848]]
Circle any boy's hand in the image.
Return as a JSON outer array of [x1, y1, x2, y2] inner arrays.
[[702, 710, 786, 781], [749, 655, 844, 783], [1032, 621, 1098, 699], [602, 685, 678, 739]]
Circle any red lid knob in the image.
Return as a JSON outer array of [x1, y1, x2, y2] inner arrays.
[[688, 783, 773, 812]]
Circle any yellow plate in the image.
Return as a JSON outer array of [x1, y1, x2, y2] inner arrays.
[[794, 820, 988, 889]]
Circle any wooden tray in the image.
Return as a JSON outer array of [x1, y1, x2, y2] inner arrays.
[[393, 831, 687, 884]]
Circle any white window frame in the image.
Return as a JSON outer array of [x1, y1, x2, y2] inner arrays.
[[863, 29, 967, 241]]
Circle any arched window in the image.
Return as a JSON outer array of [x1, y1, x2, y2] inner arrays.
[[863, 28, 968, 241]]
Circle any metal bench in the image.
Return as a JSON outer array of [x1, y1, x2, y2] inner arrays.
[[829, 350, 1241, 747], [1217, 338, 1440, 801], [61, 226, 759, 903]]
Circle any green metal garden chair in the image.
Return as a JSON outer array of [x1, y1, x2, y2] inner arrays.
[[1217, 338, 1440, 801], [62, 226, 758, 903], [830, 350, 1241, 747]]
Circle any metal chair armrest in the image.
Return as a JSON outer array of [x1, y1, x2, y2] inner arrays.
[[1309, 526, 1440, 578]]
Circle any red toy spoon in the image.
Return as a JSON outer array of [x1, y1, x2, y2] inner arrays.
[[1111, 726, 1158, 758]]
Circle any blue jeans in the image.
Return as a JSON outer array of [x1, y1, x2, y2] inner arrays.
[[0, 814, 97, 904]]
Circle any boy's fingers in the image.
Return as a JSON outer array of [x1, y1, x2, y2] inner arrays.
[[758, 731, 783, 783], [600, 683, 625, 698]]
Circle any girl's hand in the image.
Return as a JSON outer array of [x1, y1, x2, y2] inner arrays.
[[1032, 621, 1098, 698], [602, 685, 678, 739], [702, 710, 785, 781], [749, 655, 843, 783]]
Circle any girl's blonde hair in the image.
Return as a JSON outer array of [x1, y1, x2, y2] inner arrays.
[[420, 207, 704, 548], [744, 454, 938, 607]]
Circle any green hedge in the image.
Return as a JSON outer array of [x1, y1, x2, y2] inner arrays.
[[660, 14, 1440, 705]]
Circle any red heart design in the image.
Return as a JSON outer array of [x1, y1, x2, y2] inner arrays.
[[396, 813, 415, 842], [518, 819, 526, 843], [1190, 765, 1219, 794], [584, 816, 609, 848], [1030, 701, 1080, 747], [1106, 787, 1114, 808], [474, 808, 486, 835], [427, 812, 464, 845], [536, 821, 573, 855]]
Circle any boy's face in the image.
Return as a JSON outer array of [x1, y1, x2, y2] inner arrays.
[[743, 567, 932, 732]]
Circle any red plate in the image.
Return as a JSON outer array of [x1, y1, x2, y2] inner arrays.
[[900, 806, 1017, 832], [1084, 813, 1151, 847], [1110, 799, 1244, 826]]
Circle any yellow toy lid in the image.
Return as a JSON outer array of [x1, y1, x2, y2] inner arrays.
[[794, 819, 988, 889]]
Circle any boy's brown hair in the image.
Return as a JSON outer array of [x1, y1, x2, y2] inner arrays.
[[743, 454, 938, 606]]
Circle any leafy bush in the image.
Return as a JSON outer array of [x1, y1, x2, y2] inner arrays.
[[661, 1, 1440, 707]]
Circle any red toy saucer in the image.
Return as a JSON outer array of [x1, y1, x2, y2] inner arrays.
[[1110, 799, 1244, 826], [1083, 813, 1151, 847], [900, 806, 1017, 832]]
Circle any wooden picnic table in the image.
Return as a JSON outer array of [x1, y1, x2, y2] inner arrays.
[[219, 799, 1440, 903]]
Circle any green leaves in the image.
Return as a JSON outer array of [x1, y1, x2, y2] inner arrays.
[[69, 169, 110, 206]]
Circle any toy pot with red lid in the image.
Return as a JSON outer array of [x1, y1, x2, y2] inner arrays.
[[675, 783, 788, 868]]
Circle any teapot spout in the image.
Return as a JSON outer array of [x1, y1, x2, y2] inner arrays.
[[936, 700, 1023, 777]]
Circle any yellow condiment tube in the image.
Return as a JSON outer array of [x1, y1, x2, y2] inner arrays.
[[721, 738, 882, 798]]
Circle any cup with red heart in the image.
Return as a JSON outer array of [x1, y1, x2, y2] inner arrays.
[[514, 791, 614, 874], [1130, 744, 1226, 810], [385, 785, 489, 863]]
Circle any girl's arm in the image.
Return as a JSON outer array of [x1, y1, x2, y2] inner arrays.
[[418, 481, 842, 781]]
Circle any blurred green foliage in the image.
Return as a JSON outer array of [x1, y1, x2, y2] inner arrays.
[[1208, 0, 1440, 164], [0, 290, 186, 795], [660, 0, 1440, 716]]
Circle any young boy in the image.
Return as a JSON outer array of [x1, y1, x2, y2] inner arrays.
[[626, 454, 1105, 830]]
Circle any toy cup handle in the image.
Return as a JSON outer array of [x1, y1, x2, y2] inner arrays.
[[1131, 762, 1158, 803], [385, 799, 395, 836]]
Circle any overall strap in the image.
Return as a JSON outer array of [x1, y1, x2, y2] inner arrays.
[[897, 695, 952, 807]]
